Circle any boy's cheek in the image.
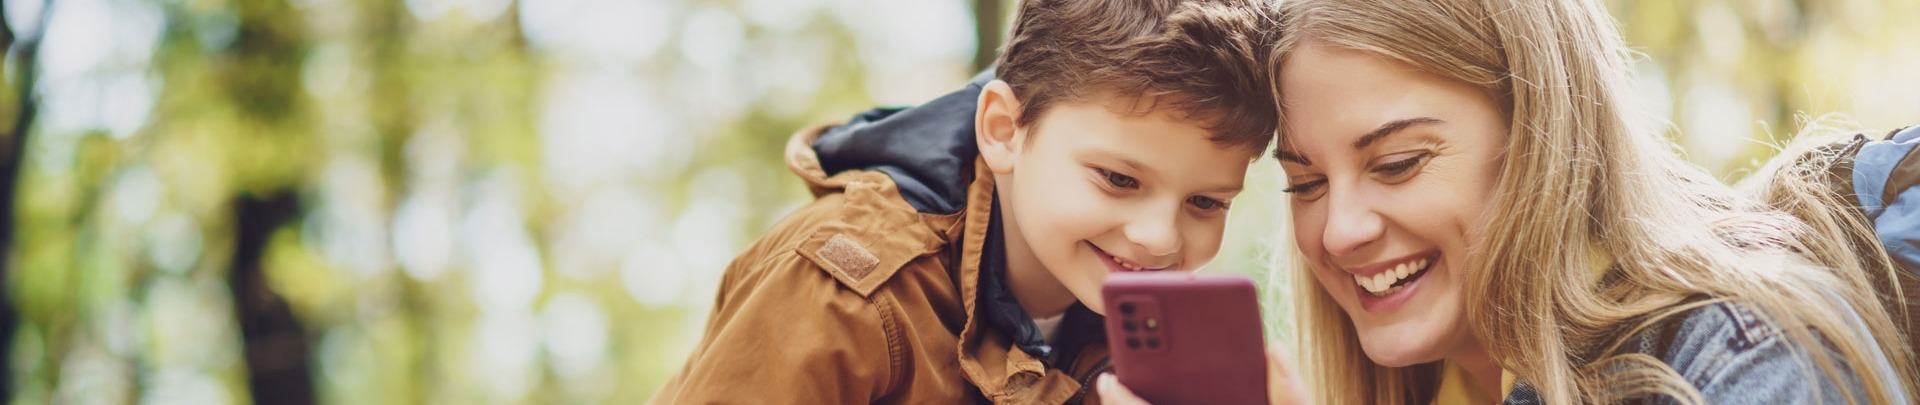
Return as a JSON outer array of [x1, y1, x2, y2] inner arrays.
[[1184, 240, 1225, 270], [1028, 181, 1110, 222], [1188, 220, 1230, 256]]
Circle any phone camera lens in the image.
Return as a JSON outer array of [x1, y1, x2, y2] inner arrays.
[[1146, 338, 1160, 349], [1120, 302, 1136, 314], [1126, 337, 1142, 348]]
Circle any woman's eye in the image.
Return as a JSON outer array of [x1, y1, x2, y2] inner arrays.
[[1187, 196, 1229, 211], [1282, 179, 1327, 200], [1099, 168, 1140, 189], [1371, 153, 1431, 181]]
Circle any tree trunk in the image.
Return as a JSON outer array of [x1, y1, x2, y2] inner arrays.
[[972, 0, 1005, 72], [0, 1, 53, 398], [227, 192, 314, 405]]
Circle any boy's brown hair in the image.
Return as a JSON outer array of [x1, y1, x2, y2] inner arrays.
[[994, 0, 1277, 154]]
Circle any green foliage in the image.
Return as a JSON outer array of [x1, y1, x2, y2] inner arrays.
[[5, 0, 1918, 403]]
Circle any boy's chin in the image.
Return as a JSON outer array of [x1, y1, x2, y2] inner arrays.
[[1043, 261, 1107, 308], [1067, 283, 1107, 315], [1084, 301, 1108, 316]]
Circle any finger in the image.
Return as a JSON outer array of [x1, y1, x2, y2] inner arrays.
[[1266, 348, 1298, 378], [1267, 348, 1309, 405], [1097, 373, 1151, 405]]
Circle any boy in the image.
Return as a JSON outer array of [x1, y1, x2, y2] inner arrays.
[[649, 0, 1276, 403]]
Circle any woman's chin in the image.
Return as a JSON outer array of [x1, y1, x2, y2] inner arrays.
[[1358, 339, 1442, 368]]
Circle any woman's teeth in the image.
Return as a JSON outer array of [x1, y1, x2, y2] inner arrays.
[[1354, 258, 1429, 296]]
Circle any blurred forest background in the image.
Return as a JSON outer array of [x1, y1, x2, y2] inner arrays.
[[0, 0, 1916, 403]]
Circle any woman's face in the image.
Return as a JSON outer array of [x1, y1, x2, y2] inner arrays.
[[1276, 40, 1508, 367]]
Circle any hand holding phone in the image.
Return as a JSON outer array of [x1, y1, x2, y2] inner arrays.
[[1101, 272, 1268, 404], [1095, 349, 1307, 405]]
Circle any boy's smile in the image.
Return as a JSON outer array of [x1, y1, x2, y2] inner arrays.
[[1091, 242, 1167, 272], [977, 80, 1262, 319]]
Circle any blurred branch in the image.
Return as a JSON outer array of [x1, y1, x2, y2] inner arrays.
[[223, 0, 315, 402], [0, 0, 54, 400], [228, 192, 313, 405], [0, 0, 13, 52]]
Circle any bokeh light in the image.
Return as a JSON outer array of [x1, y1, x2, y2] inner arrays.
[[1, 0, 1916, 403]]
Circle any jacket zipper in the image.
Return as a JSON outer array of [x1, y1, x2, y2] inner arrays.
[[1065, 358, 1114, 404]]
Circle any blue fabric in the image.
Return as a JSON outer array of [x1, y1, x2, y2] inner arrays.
[[978, 193, 1055, 360], [1503, 301, 1911, 404], [812, 71, 994, 215], [1852, 126, 1920, 274]]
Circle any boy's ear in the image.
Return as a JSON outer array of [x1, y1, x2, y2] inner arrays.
[[976, 80, 1023, 176]]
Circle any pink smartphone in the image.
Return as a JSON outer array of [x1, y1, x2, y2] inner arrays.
[[1102, 272, 1268, 405]]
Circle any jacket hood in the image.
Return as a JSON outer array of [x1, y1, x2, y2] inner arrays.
[[810, 72, 993, 215]]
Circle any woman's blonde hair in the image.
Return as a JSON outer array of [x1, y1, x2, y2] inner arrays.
[[1268, 0, 1918, 403]]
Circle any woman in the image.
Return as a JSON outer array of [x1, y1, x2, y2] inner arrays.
[[1101, 0, 1917, 403]]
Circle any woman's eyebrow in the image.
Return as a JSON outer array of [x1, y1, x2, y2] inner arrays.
[[1352, 117, 1444, 149], [1273, 117, 1445, 165], [1273, 149, 1312, 165]]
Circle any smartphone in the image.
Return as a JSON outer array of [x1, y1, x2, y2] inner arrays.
[[1102, 272, 1268, 405]]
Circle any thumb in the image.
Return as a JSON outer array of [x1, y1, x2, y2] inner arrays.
[[1097, 373, 1152, 405], [1266, 347, 1298, 379], [1267, 347, 1308, 405]]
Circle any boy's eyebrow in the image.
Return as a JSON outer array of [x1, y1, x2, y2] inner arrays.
[[1113, 155, 1237, 193], [1205, 185, 1243, 194], [1352, 117, 1444, 149], [1115, 156, 1149, 174]]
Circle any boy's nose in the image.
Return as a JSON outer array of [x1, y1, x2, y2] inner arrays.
[[1321, 190, 1383, 257], [1123, 207, 1182, 258]]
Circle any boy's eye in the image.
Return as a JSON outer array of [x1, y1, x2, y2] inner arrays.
[[1370, 152, 1432, 182], [1281, 178, 1328, 201], [1187, 196, 1229, 211], [1098, 168, 1140, 190]]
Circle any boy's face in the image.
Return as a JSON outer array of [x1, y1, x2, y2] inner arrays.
[[979, 83, 1260, 316]]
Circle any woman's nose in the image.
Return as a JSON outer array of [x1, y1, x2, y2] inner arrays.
[[1320, 189, 1383, 257]]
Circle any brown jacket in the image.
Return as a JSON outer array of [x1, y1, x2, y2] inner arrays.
[[649, 120, 1111, 404]]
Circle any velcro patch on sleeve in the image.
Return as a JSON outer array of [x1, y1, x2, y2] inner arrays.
[[816, 234, 880, 282]]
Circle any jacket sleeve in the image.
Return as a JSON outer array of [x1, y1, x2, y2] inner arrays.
[[1852, 125, 1920, 274], [648, 247, 898, 404], [1661, 302, 1911, 404]]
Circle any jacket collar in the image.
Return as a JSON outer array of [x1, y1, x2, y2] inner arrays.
[[954, 158, 1106, 403], [976, 191, 1109, 365], [788, 74, 1108, 401]]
